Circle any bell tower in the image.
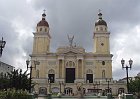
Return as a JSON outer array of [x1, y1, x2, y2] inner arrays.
[[32, 11, 51, 54], [93, 11, 110, 54]]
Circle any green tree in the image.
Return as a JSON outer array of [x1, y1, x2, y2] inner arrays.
[[0, 73, 9, 90], [0, 69, 30, 91], [129, 76, 140, 97]]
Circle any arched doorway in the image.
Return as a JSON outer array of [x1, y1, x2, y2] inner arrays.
[[39, 87, 47, 95], [65, 61, 75, 83], [66, 68, 75, 83], [48, 69, 55, 83], [65, 87, 73, 95], [86, 69, 93, 83], [118, 88, 125, 94]]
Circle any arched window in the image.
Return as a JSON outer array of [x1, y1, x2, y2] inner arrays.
[[65, 87, 73, 95], [48, 69, 55, 74], [96, 27, 98, 31], [69, 61, 72, 67], [86, 69, 93, 74], [48, 69, 55, 83], [100, 27, 103, 31], [102, 61, 105, 65], [66, 61, 75, 67], [102, 70, 105, 78], [45, 28, 47, 32]]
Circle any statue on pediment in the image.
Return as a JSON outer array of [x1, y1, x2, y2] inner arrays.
[[67, 35, 74, 47]]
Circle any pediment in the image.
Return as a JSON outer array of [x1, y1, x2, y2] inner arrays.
[[63, 49, 82, 54], [57, 46, 85, 54]]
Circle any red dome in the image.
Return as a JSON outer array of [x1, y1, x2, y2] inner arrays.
[[37, 19, 49, 27], [95, 19, 107, 26], [95, 12, 107, 27], [37, 13, 49, 27]]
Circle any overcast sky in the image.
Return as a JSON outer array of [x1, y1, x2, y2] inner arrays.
[[0, 0, 140, 80]]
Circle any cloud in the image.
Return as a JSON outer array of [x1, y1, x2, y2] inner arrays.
[[0, 0, 37, 69], [0, 0, 140, 80], [111, 25, 140, 79]]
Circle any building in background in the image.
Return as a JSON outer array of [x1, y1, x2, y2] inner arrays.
[[137, 72, 140, 77], [0, 61, 14, 75], [30, 11, 126, 95]]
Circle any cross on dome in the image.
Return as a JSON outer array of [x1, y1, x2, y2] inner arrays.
[[98, 9, 102, 19], [43, 9, 46, 13], [95, 10, 107, 26], [37, 10, 49, 27]]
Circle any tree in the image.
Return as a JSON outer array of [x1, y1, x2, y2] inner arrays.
[[0, 73, 9, 90], [0, 69, 30, 91], [129, 76, 140, 97]]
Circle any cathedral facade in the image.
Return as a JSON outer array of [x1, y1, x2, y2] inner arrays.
[[30, 11, 126, 95]]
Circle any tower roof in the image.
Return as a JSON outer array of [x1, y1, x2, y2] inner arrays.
[[37, 11, 49, 27], [95, 11, 107, 26]]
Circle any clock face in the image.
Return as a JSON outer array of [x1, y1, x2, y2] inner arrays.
[[101, 43, 104, 46]]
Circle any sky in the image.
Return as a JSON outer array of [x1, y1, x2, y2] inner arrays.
[[0, 0, 140, 80]]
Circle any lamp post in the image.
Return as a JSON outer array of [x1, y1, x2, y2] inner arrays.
[[96, 81, 100, 93], [0, 37, 6, 57], [48, 78, 51, 94], [93, 82, 96, 89], [106, 78, 111, 93], [121, 58, 133, 93], [93, 81, 100, 93], [26, 59, 40, 93]]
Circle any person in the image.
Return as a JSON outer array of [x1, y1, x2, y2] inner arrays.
[[118, 93, 122, 99], [97, 92, 101, 97], [121, 92, 124, 98]]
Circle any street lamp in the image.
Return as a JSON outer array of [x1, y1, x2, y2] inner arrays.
[[106, 78, 111, 93], [93, 81, 100, 93], [121, 58, 133, 93], [0, 37, 6, 57], [26, 59, 40, 93], [48, 78, 51, 94], [96, 81, 100, 93]]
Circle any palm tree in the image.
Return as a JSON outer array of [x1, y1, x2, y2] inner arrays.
[[0, 72, 9, 90], [7, 69, 30, 91]]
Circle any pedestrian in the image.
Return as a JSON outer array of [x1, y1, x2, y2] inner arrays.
[[118, 93, 122, 99]]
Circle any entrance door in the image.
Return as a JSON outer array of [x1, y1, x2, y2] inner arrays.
[[66, 68, 75, 83], [48, 74, 55, 83], [86, 74, 93, 83]]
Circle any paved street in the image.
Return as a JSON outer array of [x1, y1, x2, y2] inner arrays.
[[37, 97, 46, 99], [37, 97, 111, 99]]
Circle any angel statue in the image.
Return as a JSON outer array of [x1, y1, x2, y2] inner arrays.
[[67, 35, 74, 47]]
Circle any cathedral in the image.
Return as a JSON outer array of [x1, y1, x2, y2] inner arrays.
[[30, 11, 126, 95]]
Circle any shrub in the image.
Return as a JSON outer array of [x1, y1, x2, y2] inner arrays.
[[0, 89, 33, 99]]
